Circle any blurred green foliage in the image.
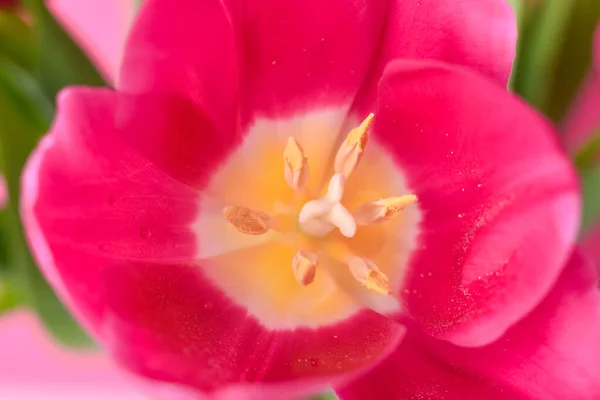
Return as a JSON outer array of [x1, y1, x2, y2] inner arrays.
[[575, 128, 600, 234], [0, 12, 35, 70], [510, 0, 600, 238], [22, 0, 105, 98], [0, 0, 103, 346], [511, 0, 600, 123], [575, 128, 600, 170], [581, 167, 600, 234]]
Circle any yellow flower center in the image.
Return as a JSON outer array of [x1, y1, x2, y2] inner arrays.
[[223, 114, 417, 295], [196, 108, 421, 328]]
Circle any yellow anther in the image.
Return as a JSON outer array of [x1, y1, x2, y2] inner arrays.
[[284, 136, 310, 191], [223, 206, 270, 235], [292, 249, 319, 286], [364, 270, 393, 295], [346, 113, 373, 150], [334, 113, 374, 177], [353, 194, 418, 225], [348, 256, 392, 295]]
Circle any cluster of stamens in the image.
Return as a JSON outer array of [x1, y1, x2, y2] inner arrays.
[[223, 114, 417, 295]]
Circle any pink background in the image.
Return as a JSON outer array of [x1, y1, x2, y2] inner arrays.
[[0, 312, 145, 400]]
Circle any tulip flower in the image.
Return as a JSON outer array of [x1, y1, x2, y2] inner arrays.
[[21, 1, 584, 399], [0, 312, 145, 400]]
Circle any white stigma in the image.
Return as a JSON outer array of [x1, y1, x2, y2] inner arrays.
[[298, 173, 357, 238]]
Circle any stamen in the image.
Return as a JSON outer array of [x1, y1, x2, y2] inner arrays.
[[223, 206, 270, 235], [348, 256, 392, 295], [353, 195, 418, 225], [292, 249, 319, 285], [334, 113, 374, 177], [284, 136, 310, 191]]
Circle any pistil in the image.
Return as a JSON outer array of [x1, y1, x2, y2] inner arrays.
[[298, 173, 357, 238]]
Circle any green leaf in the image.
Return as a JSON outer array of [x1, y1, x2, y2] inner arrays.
[[580, 166, 600, 234], [0, 276, 20, 315], [0, 57, 54, 126], [22, 0, 106, 99], [0, 58, 94, 347], [575, 127, 600, 234], [0, 211, 12, 274], [511, 0, 600, 122], [546, 0, 600, 122], [0, 11, 36, 70], [511, 0, 576, 111], [507, 0, 525, 24], [574, 127, 600, 170]]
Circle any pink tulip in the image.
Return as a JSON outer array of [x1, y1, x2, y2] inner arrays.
[[0, 312, 145, 400], [20, 1, 588, 399]]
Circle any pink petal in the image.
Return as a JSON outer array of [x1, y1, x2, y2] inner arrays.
[[21, 88, 405, 399], [563, 24, 600, 150], [223, 0, 387, 122], [105, 262, 404, 399], [118, 0, 239, 132], [121, 0, 516, 129], [120, 0, 387, 126], [336, 251, 600, 400], [114, 91, 238, 188], [0, 175, 8, 209], [374, 60, 580, 346], [0, 312, 144, 400], [21, 87, 201, 333], [49, 0, 135, 83], [351, 0, 517, 116]]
